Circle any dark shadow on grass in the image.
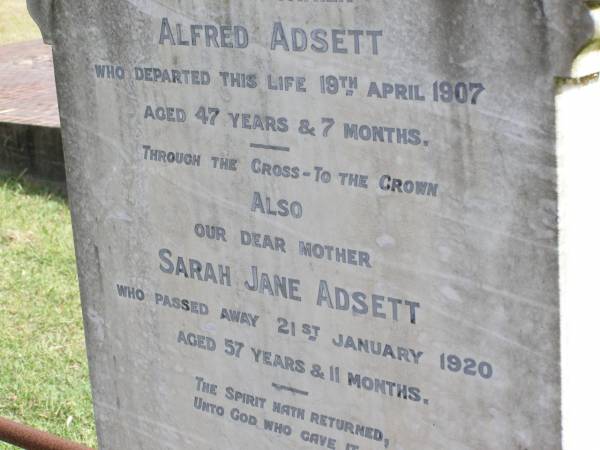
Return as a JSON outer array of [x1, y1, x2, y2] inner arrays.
[[0, 169, 68, 202]]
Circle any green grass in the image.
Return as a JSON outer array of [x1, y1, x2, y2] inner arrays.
[[0, 175, 96, 448], [0, 0, 42, 45]]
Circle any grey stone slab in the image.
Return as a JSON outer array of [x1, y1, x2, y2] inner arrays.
[[28, 1, 591, 449]]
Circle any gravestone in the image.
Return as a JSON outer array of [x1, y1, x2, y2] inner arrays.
[[28, 1, 591, 449]]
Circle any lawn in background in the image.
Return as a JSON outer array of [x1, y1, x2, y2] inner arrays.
[[0, 0, 41, 45], [0, 175, 96, 448]]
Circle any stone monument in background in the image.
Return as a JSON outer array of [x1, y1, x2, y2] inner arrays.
[[28, 1, 591, 449]]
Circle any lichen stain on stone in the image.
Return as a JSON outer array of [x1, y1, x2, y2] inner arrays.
[[533, 0, 546, 17], [556, 72, 599, 89], [94, 244, 104, 294]]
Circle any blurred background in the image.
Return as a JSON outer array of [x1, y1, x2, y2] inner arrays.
[[0, 1, 96, 447], [0, 0, 40, 44]]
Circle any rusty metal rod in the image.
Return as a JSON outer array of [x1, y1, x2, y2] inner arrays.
[[0, 416, 92, 450]]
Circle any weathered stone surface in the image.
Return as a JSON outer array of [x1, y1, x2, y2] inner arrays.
[[29, 1, 591, 449]]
